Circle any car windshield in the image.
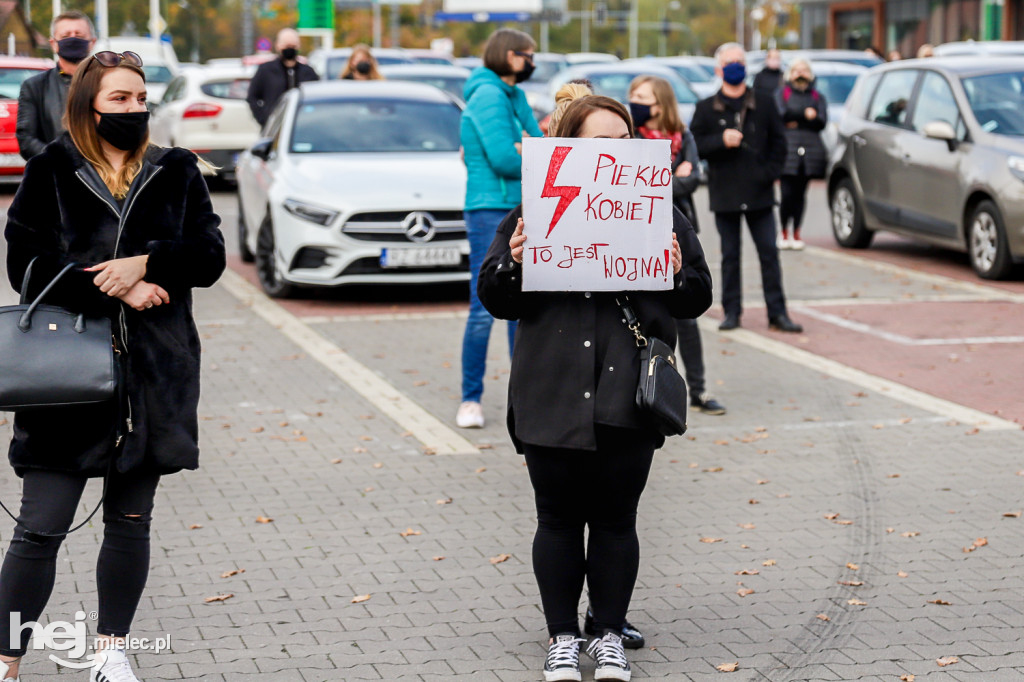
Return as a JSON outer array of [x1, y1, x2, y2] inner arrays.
[[0, 68, 46, 99], [387, 75, 466, 100], [814, 73, 859, 105], [666, 63, 713, 83], [200, 78, 251, 99], [411, 56, 454, 65], [290, 98, 462, 153], [143, 65, 173, 83], [962, 71, 1024, 136], [815, 56, 881, 68], [532, 59, 568, 83], [582, 71, 698, 104]]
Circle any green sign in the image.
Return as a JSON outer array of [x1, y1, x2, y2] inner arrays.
[[298, 0, 335, 29]]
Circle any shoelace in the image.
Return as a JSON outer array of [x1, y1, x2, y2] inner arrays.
[[547, 636, 586, 669], [587, 633, 629, 668]]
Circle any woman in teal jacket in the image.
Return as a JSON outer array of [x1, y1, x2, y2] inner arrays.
[[457, 28, 543, 429]]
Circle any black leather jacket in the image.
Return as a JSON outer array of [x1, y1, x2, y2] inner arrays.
[[17, 68, 70, 161]]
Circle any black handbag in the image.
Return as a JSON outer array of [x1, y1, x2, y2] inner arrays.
[[617, 296, 688, 437], [0, 260, 119, 411]]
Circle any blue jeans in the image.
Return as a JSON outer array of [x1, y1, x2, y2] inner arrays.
[[462, 209, 516, 403]]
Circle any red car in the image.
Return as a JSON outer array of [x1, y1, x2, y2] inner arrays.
[[0, 56, 55, 178]]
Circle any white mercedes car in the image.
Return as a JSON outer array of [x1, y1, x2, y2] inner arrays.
[[235, 80, 469, 297]]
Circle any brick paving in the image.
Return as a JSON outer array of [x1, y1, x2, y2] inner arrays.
[[0, 189, 1021, 680]]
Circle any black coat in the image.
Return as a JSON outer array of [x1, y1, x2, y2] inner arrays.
[[16, 68, 70, 161], [245, 58, 319, 126], [477, 205, 712, 453], [634, 130, 702, 231], [752, 68, 782, 97], [4, 134, 226, 477], [775, 82, 829, 178], [690, 88, 787, 213]]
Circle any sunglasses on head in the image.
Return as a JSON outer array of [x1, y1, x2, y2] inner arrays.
[[84, 51, 144, 72]]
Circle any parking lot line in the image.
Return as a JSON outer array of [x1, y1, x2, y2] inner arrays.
[[218, 269, 479, 455], [794, 305, 1024, 345]]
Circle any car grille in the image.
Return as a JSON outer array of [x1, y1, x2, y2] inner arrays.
[[341, 210, 466, 242], [342, 255, 470, 276]]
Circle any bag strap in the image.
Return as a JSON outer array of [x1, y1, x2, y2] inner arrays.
[[615, 295, 648, 348], [0, 460, 111, 537], [18, 261, 79, 332]]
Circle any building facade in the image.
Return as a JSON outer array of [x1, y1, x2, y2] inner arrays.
[[799, 0, 1017, 55]]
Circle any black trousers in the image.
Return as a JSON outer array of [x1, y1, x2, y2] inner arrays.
[[780, 173, 812, 234], [675, 318, 705, 397], [0, 468, 160, 656], [523, 426, 656, 638], [715, 207, 788, 320]]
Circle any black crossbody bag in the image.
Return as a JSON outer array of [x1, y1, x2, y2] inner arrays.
[[616, 296, 688, 437]]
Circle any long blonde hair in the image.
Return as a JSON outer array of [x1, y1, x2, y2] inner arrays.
[[548, 81, 593, 136], [65, 59, 148, 199], [341, 44, 384, 80]]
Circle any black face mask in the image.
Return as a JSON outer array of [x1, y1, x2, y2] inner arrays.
[[629, 102, 653, 127], [56, 36, 90, 63], [355, 61, 372, 75], [94, 111, 150, 151], [514, 61, 535, 83], [280, 47, 298, 61]]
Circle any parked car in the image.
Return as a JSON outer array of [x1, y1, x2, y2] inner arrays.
[[0, 56, 53, 179], [807, 61, 868, 152], [629, 56, 720, 98], [403, 49, 455, 65], [235, 81, 469, 296], [566, 52, 619, 66], [454, 56, 482, 70], [518, 52, 571, 116], [934, 41, 1024, 57], [544, 61, 700, 125], [149, 65, 261, 181], [827, 57, 1024, 279], [748, 49, 882, 75], [100, 36, 180, 102], [308, 48, 414, 79], [378, 64, 470, 101]]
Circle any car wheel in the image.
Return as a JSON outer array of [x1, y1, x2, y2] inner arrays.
[[255, 215, 295, 298], [830, 177, 873, 248], [968, 200, 1013, 280], [237, 195, 255, 263]]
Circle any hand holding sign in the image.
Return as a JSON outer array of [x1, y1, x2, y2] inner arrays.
[[521, 137, 675, 291]]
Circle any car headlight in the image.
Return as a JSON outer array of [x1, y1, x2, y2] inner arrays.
[[282, 198, 339, 226], [1009, 156, 1024, 183]]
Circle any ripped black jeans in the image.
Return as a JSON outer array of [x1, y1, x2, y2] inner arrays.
[[0, 468, 160, 656]]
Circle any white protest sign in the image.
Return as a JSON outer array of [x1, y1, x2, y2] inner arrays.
[[521, 137, 674, 291]]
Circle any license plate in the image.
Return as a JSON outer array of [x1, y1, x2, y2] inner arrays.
[[0, 153, 23, 167], [380, 247, 461, 268]]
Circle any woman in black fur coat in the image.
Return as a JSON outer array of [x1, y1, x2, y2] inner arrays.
[[0, 51, 224, 681]]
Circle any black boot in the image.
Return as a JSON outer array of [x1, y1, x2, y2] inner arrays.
[[769, 314, 803, 333], [718, 314, 741, 331]]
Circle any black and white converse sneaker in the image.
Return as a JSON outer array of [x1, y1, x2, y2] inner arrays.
[[543, 633, 586, 682], [587, 631, 631, 681], [90, 648, 141, 682], [0, 657, 18, 682]]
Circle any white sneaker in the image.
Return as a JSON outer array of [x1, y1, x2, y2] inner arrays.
[[777, 234, 792, 250], [543, 633, 586, 681], [587, 631, 631, 681], [455, 401, 485, 429], [791, 237, 805, 250], [90, 648, 141, 682], [0, 658, 18, 682]]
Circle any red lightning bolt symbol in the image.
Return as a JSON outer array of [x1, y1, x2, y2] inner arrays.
[[540, 146, 581, 238]]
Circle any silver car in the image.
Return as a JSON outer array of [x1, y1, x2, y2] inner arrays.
[[827, 57, 1024, 279]]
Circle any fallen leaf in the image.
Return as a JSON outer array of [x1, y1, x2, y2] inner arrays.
[[353, 447, 368, 453], [927, 599, 952, 605], [901, 531, 920, 537], [330, 458, 342, 464], [735, 569, 759, 575], [436, 498, 453, 505], [897, 571, 909, 578], [846, 562, 860, 570], [853, 391, 868, 398], [413, 381, 429, 387], [363, 487, 374, 492], [220, 568, 245, 578], [736, 588, 755, 597], [900, 675, 915, 681], [188, 524, 203, 530], [490, 553, 511, 564], [872, 424, 885, 430], [204, 593, 234, 603], [360, 435, 373, 442], [738, 523, 756, 530], [965, 428, 979, 435], [887, 473, 901, 478], [886, 527, 895, 533], [847, 598, 867, 606], [748, 499, 759, 505], [1003, 511, 1022, 518], [255, 516, 273, 524], [422, 447, 438, 455], [899, 418, 913, 424], [373, 462, 383, 469], [432, 556, 445, 561], [704, 466, 724, 472], [757, 479, 770, 485], [351, 594, 371, 604], [716, 662, 739, 672], [400, 528, 422, 537], [824, 513, 840, 520], [700, 537, 724, 543], [278, 421, 289, 427], [936, 656, 958, 667], [478, 443, 494, 450], [762, 559, 777, 567], [974, 537, 989, 547], [250, 426, 264, 433], [838, 580, 864, 586], [816, 613, 830, 621], [834, 520, 854, 526], [776, 492, 789, 497]]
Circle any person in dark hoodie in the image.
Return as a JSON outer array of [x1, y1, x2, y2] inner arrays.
[[752, 48, 783, 96], [16, 10, 96, 160], [0, 51, 224, 682], [245, 28, 319, 127]]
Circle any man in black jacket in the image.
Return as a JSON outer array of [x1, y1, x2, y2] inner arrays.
[[690, 42, 802, 333], [752, 48, 783, 96], [16, 10, 96, 160], [246, 28, 319, 127]]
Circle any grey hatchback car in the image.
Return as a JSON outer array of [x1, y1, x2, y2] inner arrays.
[[827, 57, 1024, 279]]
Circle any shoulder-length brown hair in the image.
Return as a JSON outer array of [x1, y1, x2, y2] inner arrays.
[[554, 95, 635, 139], [341, 44, 383, 80], [482, 28, 535, 76], [64, 59, 149, 199], [628, 75, 683, 134]]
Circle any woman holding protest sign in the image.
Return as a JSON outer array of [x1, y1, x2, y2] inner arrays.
[[478, 86, 712, 682], [456, 28, 543, 430], [628, 75, 726, 417]]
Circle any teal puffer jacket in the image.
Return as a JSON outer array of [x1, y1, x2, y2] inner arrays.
[[460, 67, 543, 212]]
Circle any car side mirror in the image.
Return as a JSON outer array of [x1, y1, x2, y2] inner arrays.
[[250, 138, 273, 161], [923, 120, 958, 151]]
